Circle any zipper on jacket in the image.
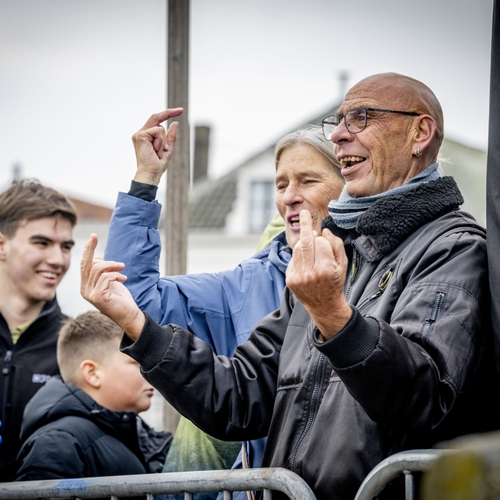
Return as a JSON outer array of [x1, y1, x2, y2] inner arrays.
[[357, 290, 383, 311], [288, 349, 327, 473], [345, 246, 362, 299], [357, 267, 394, 311], [1, 350, 13, 446], [421, 291, 446, 342]]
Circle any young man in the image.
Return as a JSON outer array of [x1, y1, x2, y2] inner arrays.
[[0, 179, 77, 481], [15, 311, 172, 480]]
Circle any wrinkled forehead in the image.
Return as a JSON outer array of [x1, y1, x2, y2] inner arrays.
[[339, 73, 439, 118], [340, 81, 402, 114]]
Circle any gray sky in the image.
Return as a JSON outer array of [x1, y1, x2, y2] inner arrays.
[[0, 0, 494, 207]]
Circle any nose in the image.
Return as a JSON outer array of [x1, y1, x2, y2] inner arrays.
[[46, 245, 67, 268], [330, 117, 353, 145], [282, 182, 303, 206]]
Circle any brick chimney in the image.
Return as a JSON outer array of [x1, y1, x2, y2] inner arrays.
[[193, 125, 210, 184]]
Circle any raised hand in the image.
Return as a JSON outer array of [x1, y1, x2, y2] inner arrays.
[[132, 108, 184, 186], [286, 210, 352, 340], [80, 234, 145, 340]]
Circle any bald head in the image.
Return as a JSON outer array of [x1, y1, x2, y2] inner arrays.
[[347, 73, 444, 158], [331, 72, 444, 197]]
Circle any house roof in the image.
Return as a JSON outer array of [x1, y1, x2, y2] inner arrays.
[[188, 169, 239, 229], [68, 196, 113, 222]]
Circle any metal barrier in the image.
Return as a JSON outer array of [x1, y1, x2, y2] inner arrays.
[[354, 449, 446, 500], [0, 467, 316, 500], [0, 450, 451, 500]]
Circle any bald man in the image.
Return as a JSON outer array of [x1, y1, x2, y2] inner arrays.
[[81, 73, 496, 500]]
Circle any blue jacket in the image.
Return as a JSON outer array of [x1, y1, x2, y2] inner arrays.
[[104, 192, 290, 354], [104, 192, 291, 471]]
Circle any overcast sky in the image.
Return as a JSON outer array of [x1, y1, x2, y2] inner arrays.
[[0, 0, 494, 207]]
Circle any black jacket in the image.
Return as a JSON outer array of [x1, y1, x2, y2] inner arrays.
[[0, 297, 64, 481], [122, 177, 497, 500], [15, 376, 172, 481]]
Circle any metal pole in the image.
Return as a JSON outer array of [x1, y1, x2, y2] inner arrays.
[[164, 0, 190, 433], [353, 450, 443, 500], [486, 0, 500, 418]]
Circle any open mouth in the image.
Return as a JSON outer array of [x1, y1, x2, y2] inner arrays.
[[288, 215, 300, 228], [340, 156, 366, 168]]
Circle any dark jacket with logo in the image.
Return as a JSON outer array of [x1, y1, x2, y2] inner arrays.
[[15, 376, 172, 481], [121, 177, 497, 500], [0, 297, 64, 481]]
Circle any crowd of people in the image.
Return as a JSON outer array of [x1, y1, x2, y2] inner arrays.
[[0, 72, 498, 500]]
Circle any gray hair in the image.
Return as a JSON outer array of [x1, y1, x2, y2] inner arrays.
[[274, 125, 343, 184]]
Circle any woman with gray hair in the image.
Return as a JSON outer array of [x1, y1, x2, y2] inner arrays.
[[257, 124, 344, 249]]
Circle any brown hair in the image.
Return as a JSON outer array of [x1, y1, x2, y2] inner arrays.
[[57, 311, 123, 384], [0, 179, 77, 237]]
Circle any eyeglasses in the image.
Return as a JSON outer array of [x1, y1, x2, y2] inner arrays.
[[322, 107, 421, 139]]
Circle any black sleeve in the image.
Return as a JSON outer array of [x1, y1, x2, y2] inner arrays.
[[120, 296, 292, 442], [128, 180, 158, 202]]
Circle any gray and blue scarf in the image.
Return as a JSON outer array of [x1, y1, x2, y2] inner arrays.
[[328, 162, 441, 229]]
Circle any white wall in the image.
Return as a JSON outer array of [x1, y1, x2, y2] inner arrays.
[[56, 221, 109, 317], [225, 151, 276, 236]]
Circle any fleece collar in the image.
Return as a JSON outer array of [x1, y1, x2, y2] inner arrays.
[[322, 176, 464, 261]]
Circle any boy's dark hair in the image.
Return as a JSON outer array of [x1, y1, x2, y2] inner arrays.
[[57, 311, 123, 384], [0, 179, 77, 237]]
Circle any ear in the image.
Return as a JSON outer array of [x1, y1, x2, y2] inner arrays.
[[0, 232, 7, 261], [412, 115, 437, 154], [80, 360, 101, 389]]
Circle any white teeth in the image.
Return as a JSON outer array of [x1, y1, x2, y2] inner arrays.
[[340, 156, 365, 166], [39, 272, 57, 279], [289, 216, 300, 227]]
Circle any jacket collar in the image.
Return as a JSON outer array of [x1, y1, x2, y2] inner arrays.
[[322, 176, 464, 262], [268, 230, 292, 273]]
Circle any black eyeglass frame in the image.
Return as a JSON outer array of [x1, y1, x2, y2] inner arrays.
[[322, 107, 421, 138]]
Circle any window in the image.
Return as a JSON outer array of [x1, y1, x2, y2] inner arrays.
[[248, 180, 274, 233]]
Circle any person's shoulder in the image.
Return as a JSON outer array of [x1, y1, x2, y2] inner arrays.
[[22, 414, 102, 452], [250, 231, 288, 261], [16, 415, 105, 481], [453, 209, 486, 232], [433, 209, 486, 240]]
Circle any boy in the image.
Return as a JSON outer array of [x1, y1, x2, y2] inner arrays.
[[15, 311, 172, 480]]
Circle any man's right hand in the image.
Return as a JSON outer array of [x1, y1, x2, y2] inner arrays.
[[286, 210, 352, 341], [132, 108, 184, 186]]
